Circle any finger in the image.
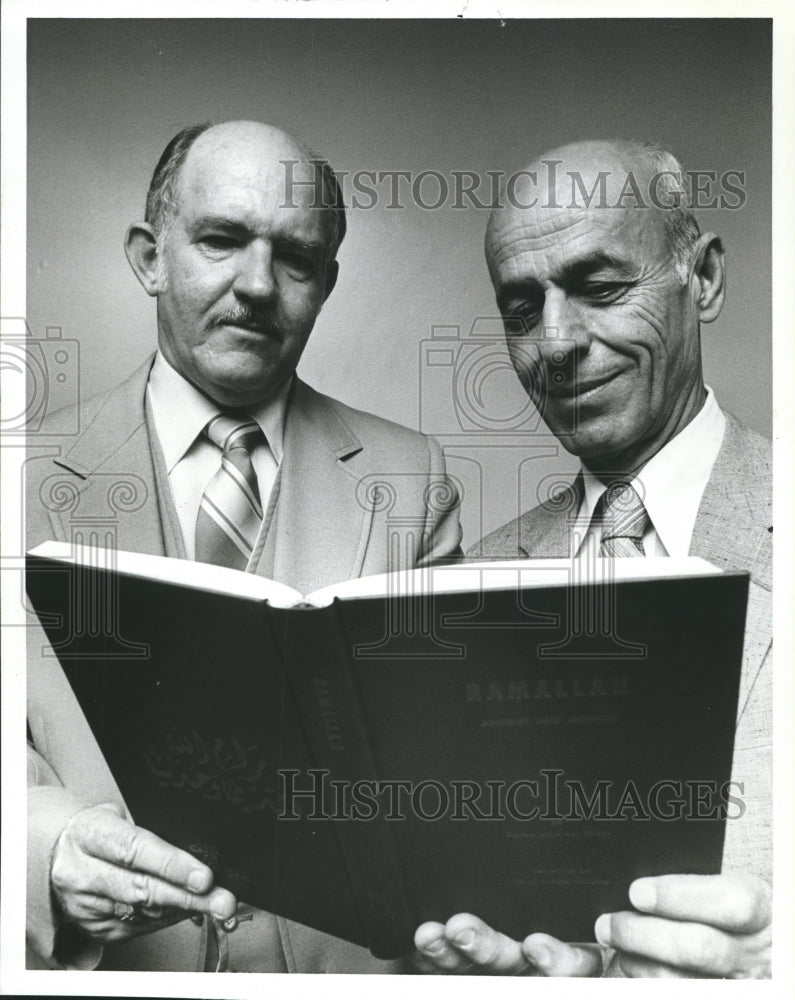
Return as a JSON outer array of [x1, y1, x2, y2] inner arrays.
[[408, 949, 449, 974], [56, 882, 236, 935], [629, 873, 772, 933], [444, 913, 529, 974], [414, 920, 447, 952], [67, 805, 214, 893], [61, 903, 194, 944], [63, 856, 237, 919], [58, 891, 144, 924], [414, 921, 470, 971], [596, 911, 736, 977], [109, 900, 162, 920], [522, 933, 602, 977], [111, 904, 198, 935]]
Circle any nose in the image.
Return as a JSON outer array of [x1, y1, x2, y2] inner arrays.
[[233, 241, 276, 302], [536, 288, 591, 362]]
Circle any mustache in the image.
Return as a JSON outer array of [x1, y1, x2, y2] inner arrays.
[[214, 307, 282, 334]]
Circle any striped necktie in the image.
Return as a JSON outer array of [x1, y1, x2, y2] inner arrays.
[[593, 481, 651, 557], [195, 414, 264, 570]]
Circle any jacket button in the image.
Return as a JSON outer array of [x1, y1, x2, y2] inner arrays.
[[222, 915, 239, 932]]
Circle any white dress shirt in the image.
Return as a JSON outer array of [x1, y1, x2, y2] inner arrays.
[[572, 387, 726, 558], [146, 351, 289, 559]]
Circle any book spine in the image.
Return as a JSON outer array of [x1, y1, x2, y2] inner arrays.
[[284, 599, 416, 959]]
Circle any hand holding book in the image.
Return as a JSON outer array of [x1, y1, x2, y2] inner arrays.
[[27, 543, 750, 959], [51, 801, 237, 944], [412, 871, 772, 978]]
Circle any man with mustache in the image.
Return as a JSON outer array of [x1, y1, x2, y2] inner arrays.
[[25, 120, 461, 972], [413, 140, 772, 978]]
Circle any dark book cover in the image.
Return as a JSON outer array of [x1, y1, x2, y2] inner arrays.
[[26, 550, 748, 957]]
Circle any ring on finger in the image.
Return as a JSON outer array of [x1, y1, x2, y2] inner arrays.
[[117, 902, 147, 924]]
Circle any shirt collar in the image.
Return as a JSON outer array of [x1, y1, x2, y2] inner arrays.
[[578, 387, 726, 556], [146, 350, 290, 472]]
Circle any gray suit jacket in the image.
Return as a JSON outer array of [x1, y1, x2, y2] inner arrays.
[[26, 356, 462, 972], [474, 412, 772, 886]]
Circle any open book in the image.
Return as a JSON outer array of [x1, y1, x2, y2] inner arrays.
[[26, 541, 748, 958]]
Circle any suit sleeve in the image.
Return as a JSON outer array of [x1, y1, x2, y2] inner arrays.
[[26, 743, 104, 970], [25, 604, 117, 970], [24, 452, 107, 968], [417, 435, 463, 564], [720, 581, 772, 885]]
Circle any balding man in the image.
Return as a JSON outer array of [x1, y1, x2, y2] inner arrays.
[[414, 141, 771, 978], [26, 120, 461, 973]]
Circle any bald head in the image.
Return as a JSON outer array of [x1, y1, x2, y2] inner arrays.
[[125, 118, 344, 408], [484, 138, 726, 476], [486, 139, 700, 286], [145, 120, 346, 259]]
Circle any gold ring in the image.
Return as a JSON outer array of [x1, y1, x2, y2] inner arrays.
[[118, 903, 146, 924]]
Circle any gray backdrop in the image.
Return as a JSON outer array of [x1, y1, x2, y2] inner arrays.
[[27, 18, 771, 546]]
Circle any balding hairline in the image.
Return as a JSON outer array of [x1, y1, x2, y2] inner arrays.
[[486, 140, 702, 285], [639, 143, 701, 284], [144, 121, 347, 266]]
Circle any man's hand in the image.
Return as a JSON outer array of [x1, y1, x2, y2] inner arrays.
[[595, 872, 772, 978], [51, 802, 238, 943], [412, 913, 601, 976], [412, 872, 771, 978]]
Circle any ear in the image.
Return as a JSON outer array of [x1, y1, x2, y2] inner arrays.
[[322, 259, 339, 304], [124, 223, 162, 296], [690, 233, 726, 324]]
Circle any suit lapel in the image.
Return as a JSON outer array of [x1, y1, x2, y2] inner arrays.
[[689, 414, 772, 716], [48, 365, 377, 583], [49, 357, 165, 557], [268, 379, 371, 596], [689, 413, 772, 588], [515, 433, 770, 719], [28, 358, 165, 821], [517, 477, 582, 557]]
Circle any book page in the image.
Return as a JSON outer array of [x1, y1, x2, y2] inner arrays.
[[305, 556, 723, 607], [27, 541, 306, 608]]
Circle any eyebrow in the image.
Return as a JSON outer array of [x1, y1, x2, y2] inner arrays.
[[190, 216, 328, 253], [191, 215, 248, 232], [498, 250, 636, 298], [559, 251, 638, 282], [496, 251, 638, 312], [272, 234, 328, 254]]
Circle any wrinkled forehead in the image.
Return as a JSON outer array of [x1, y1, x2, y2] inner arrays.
[[487, 160, 670, 282], [488, 200, 668, 283]]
